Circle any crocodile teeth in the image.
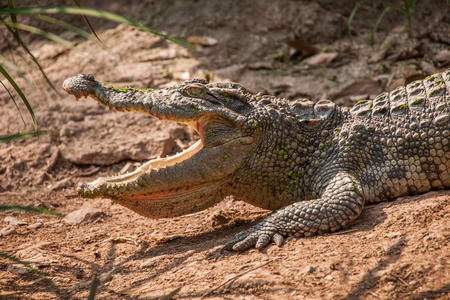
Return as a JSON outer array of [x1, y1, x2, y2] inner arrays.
[[100, 139, 204, 186]]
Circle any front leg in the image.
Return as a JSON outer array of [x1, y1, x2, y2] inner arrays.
[[223, 172, 364, 251]]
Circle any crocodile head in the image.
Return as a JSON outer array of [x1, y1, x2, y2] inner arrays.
[[62, 74, 265, 218]]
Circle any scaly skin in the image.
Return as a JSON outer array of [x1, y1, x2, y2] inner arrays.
[[63, 69, 450, 251]]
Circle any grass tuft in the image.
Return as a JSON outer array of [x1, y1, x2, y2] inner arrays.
[[0, 4, 189, 142], [348, 0, 417, 47], [0, 205, 64, 217], [0, 252, 58, 290]]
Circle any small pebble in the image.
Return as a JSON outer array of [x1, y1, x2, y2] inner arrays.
[[98, 271, 113, 283], [140, 255, 168, 268], [186, 35, 218, 46], [7, 264, 29, 275], [384, 282, 396, 292], [5, 216, 27, 226], [300, 265, 314, 275], [27, 222, 43, 230], [63, 207, 104, 225], [0, 226, 16, 236], [386, 231, 401, 238]]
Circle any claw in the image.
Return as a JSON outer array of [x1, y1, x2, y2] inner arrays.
[[221, 215, 288, 252], [255, 234, 271, 249], [233, 236, 258, 251], [221, 222, 285, 252], [220, 241, 236, 253]]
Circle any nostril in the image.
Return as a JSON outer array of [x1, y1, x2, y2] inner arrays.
[[79, 74, 95, 81]]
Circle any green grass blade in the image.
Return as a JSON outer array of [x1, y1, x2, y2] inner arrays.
[[0, 23, 16, 48], [1, 20, 60, 95], [0, 16, 44, 89], [32, 14, 108, 52], [403, 0, 411, 15], [73, 0, 101, 42], [393, 4, 413, 39], [0, 7, 191, 48], [87, 275, 100, 300], [0, 20, 88, 58], [0, 252, 57, 289], [391, 7, 408, 17], [34, 14, 94, 41], [347, 0, 367, 41], [27, 14, 111, 93], [371, 6, 391, 48], [0, 131, 49, 142], [407, 0, 417, 38], [21, 40, 61, 95], [0, 64, 37, 133], [410, 0, 417, 12], [0, 53, 35, 89], [0, 79, 26, 127], [161, 287, 181, 300], [0, 205, 64, 217], [7, 0, 20, 46]]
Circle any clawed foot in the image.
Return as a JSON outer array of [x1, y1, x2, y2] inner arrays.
[[221, 220, 285, 252]]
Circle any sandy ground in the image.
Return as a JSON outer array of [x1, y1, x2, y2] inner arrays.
[[1, 0, 449, 299]]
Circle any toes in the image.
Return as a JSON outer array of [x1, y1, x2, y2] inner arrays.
[[221, 225, 285, 252], [232, 236, 258, 251], [272, 233, 284, 247], [221, 229, 254, 252], [255, 234, 271, 249], [220, 241, 236, 252]]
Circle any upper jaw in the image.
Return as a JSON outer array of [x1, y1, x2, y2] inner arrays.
[[62, 74, 245, 128]]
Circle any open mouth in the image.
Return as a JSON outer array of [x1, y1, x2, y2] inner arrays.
[[76, 120, 226, 217], [101, 138, 204, 186], [78, 119, 208, 197], [62, 73, 255, 217], [76, 116, 257, 218]]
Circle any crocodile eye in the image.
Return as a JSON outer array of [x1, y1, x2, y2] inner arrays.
[[188, 86, 203, 95]]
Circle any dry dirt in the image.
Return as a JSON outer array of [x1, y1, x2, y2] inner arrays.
[[1, 0, 450, 299]]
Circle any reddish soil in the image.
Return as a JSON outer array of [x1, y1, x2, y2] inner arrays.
[[1, 0, 449, 299]]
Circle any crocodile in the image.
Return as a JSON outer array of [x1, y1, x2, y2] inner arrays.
[[63, 69, 450, 251]]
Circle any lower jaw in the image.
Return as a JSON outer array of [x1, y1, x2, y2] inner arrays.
[[119, 182, 210, 201], [111, 181, 221, 219]]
